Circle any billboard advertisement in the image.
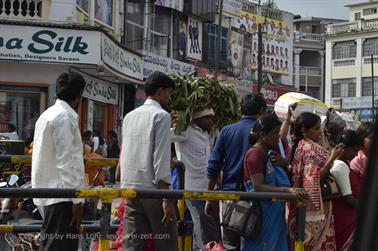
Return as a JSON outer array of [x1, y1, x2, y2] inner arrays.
[[231, 7, 293, 85]]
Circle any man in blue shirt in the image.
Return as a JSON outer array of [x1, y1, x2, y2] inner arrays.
[[205, 93, 267, 251]]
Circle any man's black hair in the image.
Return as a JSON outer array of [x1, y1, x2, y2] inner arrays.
[[56, 72, 86, 102], [240, 93, 267, 116], [144, 71, 175, 96], [338, 129, 364, 148]]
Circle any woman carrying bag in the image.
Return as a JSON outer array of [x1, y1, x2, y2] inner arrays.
[[243, 114, 307, 251]]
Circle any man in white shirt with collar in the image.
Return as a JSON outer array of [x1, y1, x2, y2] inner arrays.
[[32, 72, 86, 251], [172, 108, 222, 250], [120, 71, 177, 251]]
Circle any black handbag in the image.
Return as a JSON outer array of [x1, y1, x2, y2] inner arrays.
[[320, 175, 341, 200], [221, 200, 262, 240]]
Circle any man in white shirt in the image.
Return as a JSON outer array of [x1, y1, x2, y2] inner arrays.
[[172, 108, 222, 250], [120, 71, 177, 251], [32, 72, 86, 251]]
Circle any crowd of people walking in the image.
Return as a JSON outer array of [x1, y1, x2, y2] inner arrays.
[[29, 71, 373, 251]]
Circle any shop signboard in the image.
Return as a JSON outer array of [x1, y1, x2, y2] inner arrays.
[[143, 52, 196, 78], [349, 108, 374, 122], [82, 75, 119, 105], [0, 24, 100, 64], [101, 34, 143, 80], [341, 96, 378, 110]]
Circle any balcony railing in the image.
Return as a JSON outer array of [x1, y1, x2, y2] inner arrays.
[[333, 59, 355, 67], [299, 66, 321, 76], [364, 56, 378, 64], [327, 19, 378, 35], [295, 32, 324, 43], [0, 0, 43, 19]]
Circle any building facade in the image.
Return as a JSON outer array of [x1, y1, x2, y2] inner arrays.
[[326, 0, 378, 121], [1, 0, 324, 142], [0, 0, 146, 142], [293, 17, 345, 101]]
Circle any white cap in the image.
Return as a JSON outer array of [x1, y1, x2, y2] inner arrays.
[[192, 108, 215, 119]]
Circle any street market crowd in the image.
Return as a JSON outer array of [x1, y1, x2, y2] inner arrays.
[[29, 71, 372, 251]]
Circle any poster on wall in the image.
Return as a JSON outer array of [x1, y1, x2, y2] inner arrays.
[[231, 5, 293, 85], [95, 0, 113, 26], [76, 0, 88, 13], [155, 0, 184, 12], [178, 20, 187, 61], [187, 17, 203, 61], [228, 31, 244, 79]]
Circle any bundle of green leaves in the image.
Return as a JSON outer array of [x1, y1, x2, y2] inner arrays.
[[170, 74, 240, 134]]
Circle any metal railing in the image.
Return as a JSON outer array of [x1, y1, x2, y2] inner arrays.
[[0, 155, 306, 251], [0, 155, 118, 167], [0, 188, 306, 251], [0, 0, 43, 19]]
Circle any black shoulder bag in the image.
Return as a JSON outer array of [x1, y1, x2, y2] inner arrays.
[[221, 154, 263, 241]]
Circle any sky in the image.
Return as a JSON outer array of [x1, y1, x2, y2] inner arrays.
[[274, 0, 368, 20]]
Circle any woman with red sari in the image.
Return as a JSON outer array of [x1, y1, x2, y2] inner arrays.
[[330, 130, 363, 251], [287, 112, 343, 251]]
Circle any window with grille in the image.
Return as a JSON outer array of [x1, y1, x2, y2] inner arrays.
[[207, 24, 228, 62], [355, 12, 361, 21], [332, 79, 356, 97], [332, 41, 357, 59], [363, 7, 377, 16], [362, 77, 378, 96], [363, 38, 378, 56], [125, 0, 144, 51]]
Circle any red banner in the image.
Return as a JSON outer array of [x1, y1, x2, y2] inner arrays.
[[252, 84, 297, 105]]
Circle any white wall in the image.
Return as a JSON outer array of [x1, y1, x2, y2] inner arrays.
[[0, 61, 69, 106]]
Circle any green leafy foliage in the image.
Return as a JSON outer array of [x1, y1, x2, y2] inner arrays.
[[170, 74, 240, 134]]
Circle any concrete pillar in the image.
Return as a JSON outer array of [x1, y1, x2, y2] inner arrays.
[[319, 50, 325, 102], [143, 0, 152, 52], [356, 38, 364, 97], [325, 41, 333, 106], [294, 48, 302, 90]]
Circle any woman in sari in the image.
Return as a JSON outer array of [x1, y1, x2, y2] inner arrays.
[[287, 112, 344, 251], [243, 114, 307, 251], [330, 130, 363, 251], [350, 122, 374, 192]]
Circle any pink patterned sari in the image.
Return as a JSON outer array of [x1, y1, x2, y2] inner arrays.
[[288, 139, 336, 251]]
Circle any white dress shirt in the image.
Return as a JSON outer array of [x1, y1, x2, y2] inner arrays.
[[172, 123, 212, 190], [32, 99, 85, 206], [120, 99, 171, 189], [330, 160, 352, 196]]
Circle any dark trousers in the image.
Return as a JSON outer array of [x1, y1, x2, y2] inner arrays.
[[39, 202, 79, 251], [186, 200, 221, 250], [123, 198, 178, 251]]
